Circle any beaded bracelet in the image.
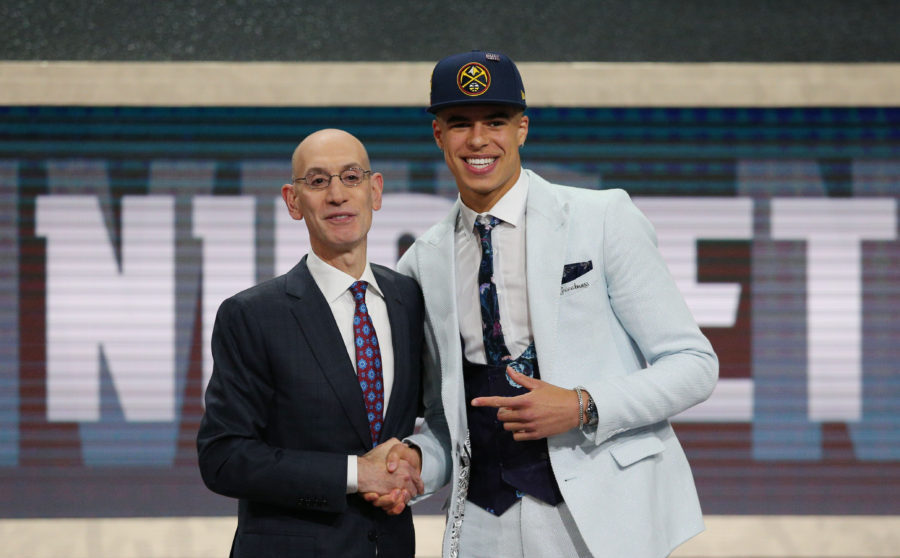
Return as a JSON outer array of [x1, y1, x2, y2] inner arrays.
[[574, 386, 585, 429]]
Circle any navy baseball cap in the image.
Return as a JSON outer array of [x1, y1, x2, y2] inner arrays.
[[427, 50, 526, 114]]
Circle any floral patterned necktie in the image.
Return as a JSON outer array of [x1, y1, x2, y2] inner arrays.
[[350, 280, 384, 445], [474, 217, 510, 365], [474, 216, 539, 384]]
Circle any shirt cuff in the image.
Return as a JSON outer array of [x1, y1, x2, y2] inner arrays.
[[346, 455, 358, 494]]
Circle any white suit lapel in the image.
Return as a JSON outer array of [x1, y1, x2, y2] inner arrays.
[[524, 171, 569, 384]]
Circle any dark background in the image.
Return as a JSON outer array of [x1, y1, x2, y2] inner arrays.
[[1, 0, 899, 62]]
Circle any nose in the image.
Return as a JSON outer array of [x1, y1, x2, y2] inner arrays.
[[324, 176, 350, 204], [466, 122, 489, 150]]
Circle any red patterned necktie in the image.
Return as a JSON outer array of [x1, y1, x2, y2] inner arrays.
[[350, 280, 384, 445]]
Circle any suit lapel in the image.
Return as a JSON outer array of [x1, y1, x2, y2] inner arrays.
[[373, 265, 409, 440], [285, 258, 373, 449], [524, 171, 569, 383]]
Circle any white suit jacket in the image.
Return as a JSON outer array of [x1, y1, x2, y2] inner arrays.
[[399, 170, 718, 558]]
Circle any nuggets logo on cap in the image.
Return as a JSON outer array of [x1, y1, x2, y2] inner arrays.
[[456, 62, 491, 97]]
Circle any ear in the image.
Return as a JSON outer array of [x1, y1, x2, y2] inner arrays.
[[517, 114, 529, 147], [370, 172, 384, 212], [432, 119, 444, 150], [281, 183, 304, 221]]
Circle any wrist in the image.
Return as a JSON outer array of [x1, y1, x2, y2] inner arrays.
[[407, 443, 423, 468], [574, 386, 598, 432], [355, 455, 366, 492]]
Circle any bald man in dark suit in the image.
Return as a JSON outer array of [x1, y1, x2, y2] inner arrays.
[[198, 129, 424, 558]]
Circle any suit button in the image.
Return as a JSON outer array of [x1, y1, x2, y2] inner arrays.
[[368, 529, 377, 542]]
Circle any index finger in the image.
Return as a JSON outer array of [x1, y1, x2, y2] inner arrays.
[[471, 394, 523, 408]]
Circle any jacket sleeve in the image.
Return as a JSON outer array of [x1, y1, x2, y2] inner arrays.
[[397, 245, 453, 496], [583, 189, 719, 443]]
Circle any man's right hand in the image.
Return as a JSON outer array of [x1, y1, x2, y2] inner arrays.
[[361, 441, 423, 515], [357, 438, 423, 514]]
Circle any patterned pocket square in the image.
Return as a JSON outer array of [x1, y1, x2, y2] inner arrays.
[[561, 261, 593, 284]]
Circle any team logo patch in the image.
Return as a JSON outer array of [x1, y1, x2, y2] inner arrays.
[[457, 62, 491, 97]]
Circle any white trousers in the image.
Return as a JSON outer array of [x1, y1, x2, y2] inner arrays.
[[457, 495, 593, 558]]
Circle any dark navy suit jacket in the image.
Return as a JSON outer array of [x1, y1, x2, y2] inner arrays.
[[198, 256, 423, 558]]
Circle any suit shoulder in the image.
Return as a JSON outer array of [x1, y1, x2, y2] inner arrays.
[[371, 263, 412, 283], [417, 218, 454, 245], [528, 169, 630, 206], [372, 263, 421, 296], [222, 274, 286, 309], [545, 185, 632, 225], [556, 184, 631, 205], [396, 217, 454, 279]]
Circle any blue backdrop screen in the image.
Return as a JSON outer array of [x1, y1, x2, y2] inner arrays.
[[0, 106, 898, 517]]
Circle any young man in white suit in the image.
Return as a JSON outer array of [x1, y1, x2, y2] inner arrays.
[[372, 51, 718, 557]]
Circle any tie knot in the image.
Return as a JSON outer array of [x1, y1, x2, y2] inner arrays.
[[350, 280, 368, 302], [474, 215, 501, 238]]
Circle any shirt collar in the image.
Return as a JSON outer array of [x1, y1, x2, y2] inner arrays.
[[306, 251, 382, 304], [457, 168, 528, 233]]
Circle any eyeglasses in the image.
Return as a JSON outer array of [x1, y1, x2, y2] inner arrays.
[[294, 168, 372, 190]]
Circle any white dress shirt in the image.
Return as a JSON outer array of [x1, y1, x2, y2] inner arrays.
[[305, 251, 394, 493], [455, 171, 533, 362]]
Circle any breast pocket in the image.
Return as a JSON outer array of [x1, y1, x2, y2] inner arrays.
[[559, 268, 596, 298]]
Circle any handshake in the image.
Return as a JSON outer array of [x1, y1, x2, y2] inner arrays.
[[357, 438, 424, 515]]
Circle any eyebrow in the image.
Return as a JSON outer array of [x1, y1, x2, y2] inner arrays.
[[443, 111, 513, 124], [302, 163, 365, 174]]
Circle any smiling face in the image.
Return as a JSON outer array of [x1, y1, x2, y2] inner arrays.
[[281, 129, 383, 273], [433, 104, 529, 213]]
